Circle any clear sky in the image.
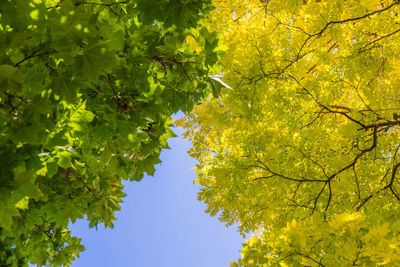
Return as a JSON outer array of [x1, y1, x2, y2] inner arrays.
[[69, 114, 244, 267]]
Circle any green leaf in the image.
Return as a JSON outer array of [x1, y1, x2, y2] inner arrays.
[[45, 131, 69, 149], [74, 42, 118, 81], [0, 207, 20, 230], [0, 64, 25, 89], [47, 162, 59, 178], [205, 38, 219, 66], [32, 95, 52, 114], [52, 75, 79, 104], [208, 76, 224, 98], [0, 65, 19, 83], [68, 104, 95, 131], [57, 151, 72, 169], [15, 197, 29, 210], [14, 170, 35, 184], [159, 128, 177, 147], [157, 35, 182, 55]]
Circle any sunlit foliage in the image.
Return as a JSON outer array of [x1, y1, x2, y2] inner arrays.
[[179, 0, 400, 265], [0, 0, 224, 265]]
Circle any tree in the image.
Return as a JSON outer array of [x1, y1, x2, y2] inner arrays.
[[0, 0, 224, 265], [178, 0, 400, 265]]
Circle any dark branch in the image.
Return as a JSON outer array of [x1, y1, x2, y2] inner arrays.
[[74, 0, 130, 7], [14, 50, 59, 67]]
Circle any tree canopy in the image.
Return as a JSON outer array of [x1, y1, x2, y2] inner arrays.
[[179, 0, 400, 265], [0, 0, 224, 265]]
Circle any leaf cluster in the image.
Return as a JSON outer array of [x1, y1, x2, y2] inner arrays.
[[0, 0, 224, 265], [179, 0, 400, 265]]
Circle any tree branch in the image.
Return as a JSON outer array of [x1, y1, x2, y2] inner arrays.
[[74, 0, 130, 7]]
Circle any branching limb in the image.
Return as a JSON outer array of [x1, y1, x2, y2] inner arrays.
[[14, 50, 66, 67], [74, 0, 130, 7]]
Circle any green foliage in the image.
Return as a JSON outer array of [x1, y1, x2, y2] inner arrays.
[[179, 0, 400, 265], [0, 0, 223, 265]]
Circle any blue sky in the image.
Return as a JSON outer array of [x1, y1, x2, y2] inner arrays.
[[69, 115, 244, 267]]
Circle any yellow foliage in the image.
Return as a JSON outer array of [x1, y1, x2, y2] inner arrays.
[[178, 0, 400, 265]]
